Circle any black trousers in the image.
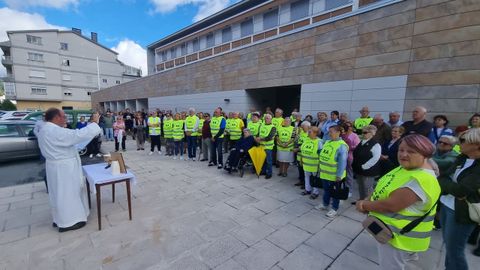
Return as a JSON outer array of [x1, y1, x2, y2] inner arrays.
[[150, 135, 161, 151], [115, 136, 126, 151]]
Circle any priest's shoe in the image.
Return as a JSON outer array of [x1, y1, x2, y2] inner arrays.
[[58, 221, 86, 233]]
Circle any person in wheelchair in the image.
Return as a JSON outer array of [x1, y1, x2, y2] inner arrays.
[[224, 128, 258, 174]]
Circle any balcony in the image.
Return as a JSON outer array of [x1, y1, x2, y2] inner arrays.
[[1, 55, 12, 66], [2, 81, 16, 99]]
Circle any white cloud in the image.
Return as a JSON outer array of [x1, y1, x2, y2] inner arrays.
[[150, 0, 231, 22], [0, 7, 65, 75], [3, 0, 80, 9], [111, 39, 147, 77]]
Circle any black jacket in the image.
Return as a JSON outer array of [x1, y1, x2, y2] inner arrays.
[[352, 139, 381, 176]]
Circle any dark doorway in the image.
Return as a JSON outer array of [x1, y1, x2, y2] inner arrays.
[[62, 106, 73, 110], [245, 85, 301, 115]]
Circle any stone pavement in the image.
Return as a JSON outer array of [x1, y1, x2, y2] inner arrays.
[[1, 140, 479, 270]]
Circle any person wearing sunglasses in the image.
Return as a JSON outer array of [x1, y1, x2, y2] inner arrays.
[[439, 128, 480, 269], [432, 135, 459, 176]]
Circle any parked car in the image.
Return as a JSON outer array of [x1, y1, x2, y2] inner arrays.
[[0, 120, 40, 162], [23, 110, 93, 128], [0, 111, 31, 120]]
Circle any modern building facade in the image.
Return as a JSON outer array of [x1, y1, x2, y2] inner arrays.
[[92, 0, 480, 126], [1, 29, 142, 110]]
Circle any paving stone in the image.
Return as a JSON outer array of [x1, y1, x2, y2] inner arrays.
[[324, 216, 363, 239], [199, 218, 238, 239], [329, 249, 379, 270], [0, 193, 31, 205], [259, 209, 297, 229], [230, 220, 276, 246], [233, 240, 287, 270], [291, 210, 330, 234], [278, 244, 333, 270], [305, 228, 351, 258], [225, 194, 259, 209], [199, 235, 248, 268], [214, 259, 246, 270], [251, 197, 285, 213], [161, 231, 206, 259], [279, 200, 313, 217], [347, 231, 379, 263], [266, 224, 311, 252], [0, 226, 29, 244]]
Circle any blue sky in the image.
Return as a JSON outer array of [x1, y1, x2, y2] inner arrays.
[[0, 0, 239, 75]]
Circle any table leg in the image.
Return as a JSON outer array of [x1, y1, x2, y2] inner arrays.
[[86, 179, 91, 209], [112, 183, 115, 203], [126, 179, 132, 220], [96, 184, 102, 230]]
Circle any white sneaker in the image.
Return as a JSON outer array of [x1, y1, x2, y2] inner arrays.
[[96, 153, 102, 158], [326, 209, 337, 218], [158, 151, 162, 155], [173, 156, 177, 160], [315, 205, 328, 211], [149, 151, 153, 155], [89, 154, 93, 158], [180, 156, 184, 160]]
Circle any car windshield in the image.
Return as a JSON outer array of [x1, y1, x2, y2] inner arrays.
[[0, 124, 20, 137]]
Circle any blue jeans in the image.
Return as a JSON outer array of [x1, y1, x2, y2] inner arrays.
[[322, 179, 339, 211], [211, 138, 223, 165], [105, 128, 113, 141], [187, 136, 197, 158], [174, 141, 183, 156], [262, 150, 272, 176], [440, 204, 476, 270]]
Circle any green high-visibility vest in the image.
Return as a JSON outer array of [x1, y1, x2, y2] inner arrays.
[[163, 118, 174, 139], [301, 137, 320, 173], [148, 117, 161, 136], [319, 139, 348, 181], [259, 123, 274, 150], [193, 119, 204, 137], [229, 118, 242, 140], [185, 115, 199, 136], [247, 121, 261, 137], [453, 144, 460, 154], [210, 116, 224, 138], [272, 117, 283, 130], [354, 117, 373, 133], [277, 126, 294, 151], [172, 120, 184, 141], [296, 129, 308, 162], [369, 167, 441, 252]]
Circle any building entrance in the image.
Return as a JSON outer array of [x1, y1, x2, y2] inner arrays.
[[245, 85, 301, 116]]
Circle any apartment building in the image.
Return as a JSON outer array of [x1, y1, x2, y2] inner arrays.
[[92, 0, 480, 125], [1, 29, 142, 110]]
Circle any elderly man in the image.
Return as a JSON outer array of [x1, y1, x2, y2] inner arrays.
[[209, 107, 227, 169], [321, 111, 340, 141], [37, 108, 101, 232], [354, 106, 373, 134], [386, 111, 403, 127], [185, 107, 200, 161], [432, 135, 459, 176], [372, 114, 392, 145], [402, 106, 433, 137]]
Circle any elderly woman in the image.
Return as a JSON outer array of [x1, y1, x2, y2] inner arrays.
[[113, 115, 126, 152], [133, 113, 146, 151], [439, 128, 480, 270], [300, 126, 323, 199], [172, 113, 185, 160], [432, 135, 459, 176], [294, 121, 310, 187], [355, 134, 440, 269], [428, 115, 454, 145], [341, 121, 360, 192], [353, 125, 382, 199], [380, 126, 405, 176], [276, 117, 295, 177]]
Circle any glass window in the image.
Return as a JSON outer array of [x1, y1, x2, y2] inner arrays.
[[181, 43, 187, 56], [19, 124, 36, 137], [241, 19, 254, 37], [263, 9, 279, 30], [26, 35, 42, 45], [102, 79, 107, 83], [206, 33, 215, 48], [31, 87, 47, 95], [170, 47, 177, 58], [192, 38, 200, 52], [62, 59, 70, 66], [290, 0, 309, 21], [60, 43, 68, 50], [116, 80, 120, 84], [62, 73, 71, 81], [0, 124, 20, 137], [326, 0, 352, 10], [28, 52, 43, 62], [222, 27, 232, 43], [161, 51, 167, 61], [29, 70, 46, 78]]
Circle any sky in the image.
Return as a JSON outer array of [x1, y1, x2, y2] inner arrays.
[[0, 0, 240, 76]]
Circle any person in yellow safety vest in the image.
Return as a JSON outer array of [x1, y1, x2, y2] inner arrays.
[[276, 117, 295, 177], [355, 134, 440, 269], [148, 111, 162, 155], [172, 113, 185, 160], [354, 106, 374, 134], [300, 126, 323, 199], [224, 112, 233, 153], [294, 120, 310, 187], [246, 107, 256, 124], [272, 108, 284, 167], [228, 112, 244, 150], [195, 112, 204, 159], [185, 108, 200, 161], [163, 113, 174, 156], [209, 107, 227, 168], [256, 114, 276, 179], [247, 112, 261, 137], [262, 107, 273, 122], [315, 125, 348, 218]]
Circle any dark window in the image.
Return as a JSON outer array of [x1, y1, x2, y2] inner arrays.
[[181, 43, 187, 56], [222, 27, 232, 43], [161, 51, 167, 61], [326, 0, 352, 10], [87, 92, 92, 96], [192, 38, 200, 52], [263, 9, 279, 30], [116, 80, 120, 84], [206, 33, 215, 48], [170, 47, 176, 58], [102, 79, 107, 83], [60, 43, 68, 50], [241, 18, 253, 37], [62, 59, 70, 66], [290, 0, 309, 21]]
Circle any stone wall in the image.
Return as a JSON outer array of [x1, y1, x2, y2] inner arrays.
[[92, 0, 480, 125]]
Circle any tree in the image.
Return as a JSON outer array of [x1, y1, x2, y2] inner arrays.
[[0, 99, 16, 110], [0, 80, 4, 96]]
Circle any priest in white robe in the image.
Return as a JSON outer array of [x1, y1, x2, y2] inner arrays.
[[37, 108, 101, 232]]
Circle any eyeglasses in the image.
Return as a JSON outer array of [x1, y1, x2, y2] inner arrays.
[[438, 141, 451, 146]]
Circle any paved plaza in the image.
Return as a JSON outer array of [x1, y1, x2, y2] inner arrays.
[[1, 140, 479, 270]]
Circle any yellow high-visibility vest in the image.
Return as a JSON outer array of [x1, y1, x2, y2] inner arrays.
[[319, 139, 348, 181]]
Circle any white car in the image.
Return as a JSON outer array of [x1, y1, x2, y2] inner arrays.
[[0, 111, 31, 120]]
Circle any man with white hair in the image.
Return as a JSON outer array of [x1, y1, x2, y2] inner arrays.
[[354, 106, 373, 134], [185, 107, 200, 161], [372, 114, 391, 145], [386, 111, 403, 127], [401, 106, 433, 137]]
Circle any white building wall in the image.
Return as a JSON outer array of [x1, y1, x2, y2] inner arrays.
[[300, 75, 407, 120]]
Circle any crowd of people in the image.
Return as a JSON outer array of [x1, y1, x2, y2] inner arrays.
[[90, 105, 480, 270]]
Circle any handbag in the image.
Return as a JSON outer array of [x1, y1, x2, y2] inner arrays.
[[310, 173, 322, 189], [328, 180, 349, 200], [467, 201, 480, 223]]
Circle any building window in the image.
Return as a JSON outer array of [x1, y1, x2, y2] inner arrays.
[[28, 52, 43, 62], [60, 42, 68, 50], [27, 35, 42, 45], [31, 87, 47, 95], [116, 80, 120, 84], [62, 73, 71, 81], [222, 27, 232, 43], [63, 91, 72, 96], [170, 47, 177, 58], [206, 32, 215, 48], [290, 0, 309, 21], [29, 70, 46, 78], [102, 79, 107, 83], [87, 92, 92, 96], [326, 0, 352, 10], [241, 19, 254, 37], [161, 51, 167, 61], [62, 59, 70, 66], [263, 8, 279, 30], [181, 43, 187, 56], [192, 38, 200, 52]]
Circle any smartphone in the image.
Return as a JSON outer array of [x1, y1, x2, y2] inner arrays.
[[368, 221, 383, 235]]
